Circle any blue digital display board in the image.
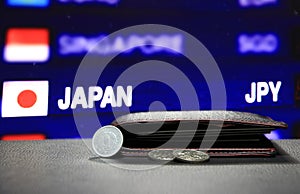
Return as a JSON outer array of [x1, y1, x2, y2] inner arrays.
[[0, 0, 299, 140]]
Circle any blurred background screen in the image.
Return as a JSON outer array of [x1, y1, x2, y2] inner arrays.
[[0, 0, 299, 140]]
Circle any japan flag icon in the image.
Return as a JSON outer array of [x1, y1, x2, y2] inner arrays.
[[1, 81, 49, 117]]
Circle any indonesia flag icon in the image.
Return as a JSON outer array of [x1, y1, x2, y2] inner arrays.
[[1, 81, 49, 117], [3, 28, 50, 62]]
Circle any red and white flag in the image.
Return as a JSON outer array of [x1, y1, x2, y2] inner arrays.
[[1, 81, 49, 117], [3, 28, 50, 62]]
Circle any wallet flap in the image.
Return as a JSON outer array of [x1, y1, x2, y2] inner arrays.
[[112, 110, 288, 129]]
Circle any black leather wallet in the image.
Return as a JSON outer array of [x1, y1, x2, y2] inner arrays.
[[111, 111, 287, 157]]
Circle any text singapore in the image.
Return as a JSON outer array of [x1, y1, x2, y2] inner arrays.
[[59, 34, 183, 55], [58, 86, 132, 110]]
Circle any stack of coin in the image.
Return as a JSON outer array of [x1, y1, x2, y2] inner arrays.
[[148, 149, 176, 161], [148, 149, 210, 163], [92, 125, 210, 163], [173, 150, 210, 163]]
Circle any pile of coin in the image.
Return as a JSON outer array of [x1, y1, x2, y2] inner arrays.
[[92, 125, 210, 163], [148, 149, 210, 163]]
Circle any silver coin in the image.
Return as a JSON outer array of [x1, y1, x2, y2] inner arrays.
[[92, 125, 123, 158], [173, 150, 210, 163], [148, 149, 176, 161]]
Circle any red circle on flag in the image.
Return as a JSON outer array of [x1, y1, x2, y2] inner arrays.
[[17, 90, 37, 108]]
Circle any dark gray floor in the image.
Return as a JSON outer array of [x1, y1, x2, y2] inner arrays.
[[1, 139, 300, 194]]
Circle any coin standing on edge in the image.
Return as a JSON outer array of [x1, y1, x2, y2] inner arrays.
[[148, 149, 176, 161], [92, 125, 124, 158], [173, 150, 210, 163]]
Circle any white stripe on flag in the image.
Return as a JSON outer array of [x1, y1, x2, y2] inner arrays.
[[4, 45, 49, 62]]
